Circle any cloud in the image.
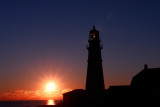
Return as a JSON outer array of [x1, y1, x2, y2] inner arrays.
[[0, 88, 71, 101]]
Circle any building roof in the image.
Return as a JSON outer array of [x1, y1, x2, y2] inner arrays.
[[106, 85, 132, 99], [107, 85, 131, 94], [131, 65, 160, 87], [63, 89, 85, 95]]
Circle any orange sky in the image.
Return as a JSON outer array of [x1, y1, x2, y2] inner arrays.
[[0, 88, 71, 101], [0, 67, 72, 101]]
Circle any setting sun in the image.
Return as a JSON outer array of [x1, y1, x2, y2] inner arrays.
[[46, 83, 56, 92]]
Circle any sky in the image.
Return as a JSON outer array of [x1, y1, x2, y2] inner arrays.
[[0, 0, 160, 100]]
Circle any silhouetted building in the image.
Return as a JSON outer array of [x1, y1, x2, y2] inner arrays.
[[85, 26, 105, 103], [63, 89, 85, 107], [106, 85, 132, 101], [62, 26, 160, 107], [63, 26, 105, 107], [131, 64, 160, 104], [105, 65, 160, 106]]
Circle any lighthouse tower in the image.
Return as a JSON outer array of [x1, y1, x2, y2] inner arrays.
[[85, 26, 105, 101]]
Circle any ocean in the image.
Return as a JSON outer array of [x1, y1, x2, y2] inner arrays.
[[0, 100, 62, 107]]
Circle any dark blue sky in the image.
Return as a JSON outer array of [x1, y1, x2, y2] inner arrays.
[[0, 0, 160, 91]]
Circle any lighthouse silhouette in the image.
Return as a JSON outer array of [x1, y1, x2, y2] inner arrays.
[[85, 26, 105, 102]]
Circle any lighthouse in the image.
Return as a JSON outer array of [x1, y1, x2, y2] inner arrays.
[[85, 26, 105, 101]]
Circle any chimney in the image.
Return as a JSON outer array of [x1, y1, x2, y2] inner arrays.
[[144, 64, 148, 70]]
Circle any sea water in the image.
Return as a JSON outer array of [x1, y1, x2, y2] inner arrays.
[[0, 100, 62, 107]]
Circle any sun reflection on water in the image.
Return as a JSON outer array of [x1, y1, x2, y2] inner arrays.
[[47, 99, 55, 105]]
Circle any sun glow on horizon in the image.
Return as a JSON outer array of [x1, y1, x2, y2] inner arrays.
[[0, 71, 72, 101], [46, 82, 56, 92]]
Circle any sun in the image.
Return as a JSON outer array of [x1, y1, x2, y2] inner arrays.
[[46, 83, 56, 92]]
